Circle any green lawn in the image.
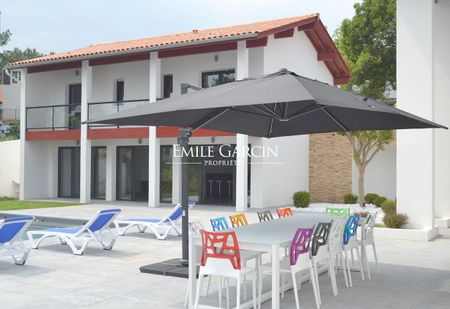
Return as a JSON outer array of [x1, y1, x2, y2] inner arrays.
[[0, 197, 80, 211]]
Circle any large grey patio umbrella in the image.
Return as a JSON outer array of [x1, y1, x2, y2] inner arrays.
[[88, 69, 446, 265]]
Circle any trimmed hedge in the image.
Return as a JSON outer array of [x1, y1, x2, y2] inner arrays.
[[364, 193, 379, 205], [293, 191, 310, 208], [343, 193, 358, 204], [373, 196, 387, 207]]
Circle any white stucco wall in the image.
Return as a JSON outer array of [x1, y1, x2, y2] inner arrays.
[[397, 0, 436, 231], [397, 0, 450, 231], [263, 30, 333, 84], [161, 50, 237, 96], [91, 60, 150, 102], [248, 30, 335, 208], [22, 140, 52, 199], [248, 47, 264, 78], [352, 144, 396, 200], [26, 69, 81, 107], [432, 0, 450, 220], [0, 140, 20, 197], [258, 136, 310, 208]]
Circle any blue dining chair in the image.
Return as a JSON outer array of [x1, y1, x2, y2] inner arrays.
[[210, 216, 230, 231]]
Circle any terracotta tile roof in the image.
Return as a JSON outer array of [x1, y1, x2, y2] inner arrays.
[[9, 14, 319, 67]]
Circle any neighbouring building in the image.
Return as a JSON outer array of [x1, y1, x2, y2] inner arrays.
[[0, 73, 21, 124], [4, 13, 395, 211]]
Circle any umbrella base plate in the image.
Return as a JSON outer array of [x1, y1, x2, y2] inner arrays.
[[139, 258, 198, 278]]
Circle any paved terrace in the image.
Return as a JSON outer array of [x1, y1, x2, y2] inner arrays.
[[1, 202, 450, 308]]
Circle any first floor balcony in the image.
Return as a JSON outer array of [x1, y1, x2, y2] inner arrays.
[[25, 99, 149, 131], [0, 107, 20, 123]]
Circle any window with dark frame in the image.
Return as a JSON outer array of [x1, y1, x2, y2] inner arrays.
[[163, 75, 173, 99], [201, 69, 235, 88], [115, 80, 124, 101]]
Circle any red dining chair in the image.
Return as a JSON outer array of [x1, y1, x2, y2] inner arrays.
[[194, 230, 258, 308], [277, 207, 293, 218]]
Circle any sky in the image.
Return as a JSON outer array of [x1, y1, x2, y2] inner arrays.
[[0, 0, 360, 54]]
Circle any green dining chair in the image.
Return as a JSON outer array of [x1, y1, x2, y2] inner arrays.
[[325, 207, 351, 217]]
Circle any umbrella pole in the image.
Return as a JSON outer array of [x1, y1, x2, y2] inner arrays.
[[178, 127, 192, 266]]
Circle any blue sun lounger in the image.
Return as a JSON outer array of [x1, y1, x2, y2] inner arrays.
[[0, 216, 34, 265], [114, 202, 195, 240], [27, 209, 121, 256]]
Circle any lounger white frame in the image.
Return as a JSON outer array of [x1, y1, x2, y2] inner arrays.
[[0, 216, 34, 265], [114, 202, 195, 240], [27, 209, 121, 256]]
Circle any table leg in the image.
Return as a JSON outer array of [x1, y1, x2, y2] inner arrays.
[[271, 244, 280, 309], [188, 236, 196, 309]]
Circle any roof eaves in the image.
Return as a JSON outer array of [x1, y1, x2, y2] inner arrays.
[[6, 32, 258, 69], [256, 15, 319, 38]]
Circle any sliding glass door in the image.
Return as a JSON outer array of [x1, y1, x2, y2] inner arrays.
[[116, 146, 149, 201], [58, 147, 80, 198], [91, 147, 107, 199]]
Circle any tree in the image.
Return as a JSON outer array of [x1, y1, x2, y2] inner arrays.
[[0, 25, 44, 84], [334, 0, 396, 206], [0, 29, 12, 47], [0, 48, 44, 84], [334, 0, 396, 99], [0, 123, 20, 141], [344, 131, 394, 206]]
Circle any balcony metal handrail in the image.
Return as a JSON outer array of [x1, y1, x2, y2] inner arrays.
[[88, 98, 149, 106], [26, 103, 81, 110]]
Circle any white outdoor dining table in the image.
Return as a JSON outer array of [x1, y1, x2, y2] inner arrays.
[[188, 212, 334, 309]]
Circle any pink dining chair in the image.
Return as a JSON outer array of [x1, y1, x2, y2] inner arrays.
[[259, 227, 320, 309]]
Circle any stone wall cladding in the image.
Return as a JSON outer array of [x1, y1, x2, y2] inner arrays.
[[309, 133, 352, 203]]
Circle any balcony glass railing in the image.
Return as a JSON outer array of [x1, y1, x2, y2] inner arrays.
[[25, 99, 150, 130], [88, 99, 149, 121], [0, 108, 20, 121], [26, 104, 81, 130]]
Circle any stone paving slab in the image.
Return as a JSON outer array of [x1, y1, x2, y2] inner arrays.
[[1, 202, 449, 308]]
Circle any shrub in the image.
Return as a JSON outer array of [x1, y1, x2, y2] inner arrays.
[[364, 193, 379, 205], [293, 191, 310, 208], [343, 193, 358, 204], [381, 199, 396, 215], [383, 213, 409, 229], [373, 196, 387, 207]]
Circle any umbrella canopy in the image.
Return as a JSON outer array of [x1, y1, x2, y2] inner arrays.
[[87, 69, 446, 267], [88, 69, 446, 135]]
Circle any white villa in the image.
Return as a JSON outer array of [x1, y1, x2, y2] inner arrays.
[[5, 14, 354, 212], [2, 2, 449, 240]]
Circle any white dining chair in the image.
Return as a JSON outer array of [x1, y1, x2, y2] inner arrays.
[[327, 217, 350, 291], [342, 216, 365, 287], [358, 213, 379, 280]]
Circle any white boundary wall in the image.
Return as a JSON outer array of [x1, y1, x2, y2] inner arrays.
[[0, 140, 20, 197], [352, 144, 396, 200]]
